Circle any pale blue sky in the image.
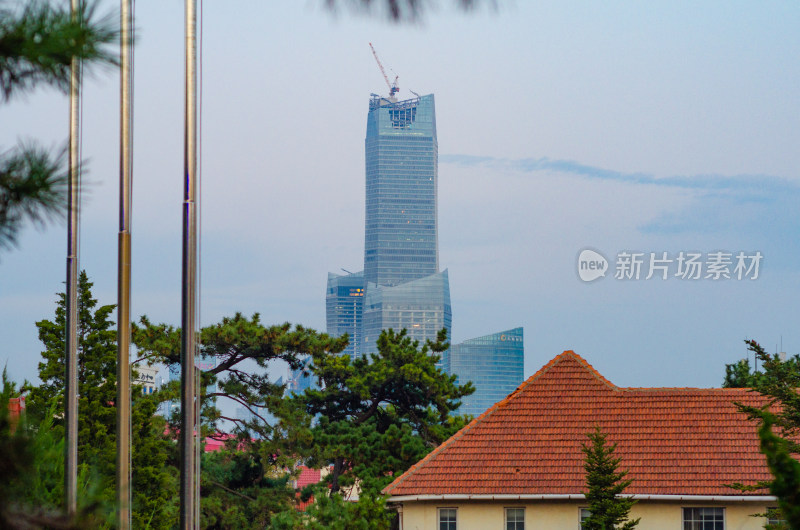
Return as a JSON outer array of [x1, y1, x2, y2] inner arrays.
[[1, 1, 798, 389]]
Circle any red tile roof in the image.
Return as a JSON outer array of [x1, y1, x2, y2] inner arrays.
[[294, 466, 323, 511], [295, 466, 322, 489], [384, 351, 773, 498]]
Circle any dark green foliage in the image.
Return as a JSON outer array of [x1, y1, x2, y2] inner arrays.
[[271, 487, 393, 530], [724, 351, 800, 390], [763, 506, 788, 530], [723, 358, 764, 388], [26, 271, 119, 472], [24, 271, 176, 528], [131, 320, 473, 526], [731, 340, 800, 528], [0, 369, 37, 526], [295, 328, 474, 495], [200, 448, 295, 529], [132, 312, 346, 443], [0, 143, 68, 250], [754, 413, 800, 530], [736, 341, 800, 443], [130, 390, 176, 529], [0, 0, 117, 251], [132, 313, 345, 525], [1, 369, 102, 528], [0, 0, 118, 100], [581, 426, 639, 530]]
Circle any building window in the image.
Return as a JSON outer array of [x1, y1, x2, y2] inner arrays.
[[767, 507, 785, 526], [438, 507, 457, 530], [505, 507, 524, 530], [579, 508, 591, 529], [683, 507, 725, 530]]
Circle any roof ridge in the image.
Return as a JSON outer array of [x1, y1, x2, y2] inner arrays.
[[562, 350, 618, 390], [623, 386, 760, 392], [383, 350, 609, 495]]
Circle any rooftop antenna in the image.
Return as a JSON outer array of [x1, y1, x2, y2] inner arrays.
[[369, 42, 399, 100]]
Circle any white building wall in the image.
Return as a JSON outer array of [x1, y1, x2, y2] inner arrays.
[[397, 500, 773, 530]]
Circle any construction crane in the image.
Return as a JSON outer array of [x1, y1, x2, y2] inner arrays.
[[369, 42, 399, 98]]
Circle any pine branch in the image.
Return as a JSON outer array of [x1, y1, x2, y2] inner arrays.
[[205, 480, 256, 502], [0, 0, 119, 101], [0, 142, 68, 250]]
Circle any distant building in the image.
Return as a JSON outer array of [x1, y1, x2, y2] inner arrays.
[[326, 92, 530, 392], [235, 405, 256, 425], [288, 356, 315, 394], [133, 363, 160, 395], [326, 271, 365, 359], [449, 328, 524, 416], [7, 395, 25, 433], [234, 404, 271, 437]]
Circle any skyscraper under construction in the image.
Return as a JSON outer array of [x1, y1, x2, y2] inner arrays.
[[318, 88, 522, 417], [359, 93, 451, 358], [323, 93, 451, 360]]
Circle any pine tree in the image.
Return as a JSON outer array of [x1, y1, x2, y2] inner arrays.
[[26, 271, 176, 528], [723, 358, 762, 388], [1, 370, 100, 527], [581, 426, 639, 530], [0, 0, 117, 251], [131, 312, 345, 527], [27, 270, 118, 479], [732, 340, 800, 529], [271, 329, 473, 529], [297, 328, 474, 496]]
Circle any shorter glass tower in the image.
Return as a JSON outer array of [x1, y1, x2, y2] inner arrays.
[[449, 327, 524, 417], [361, 270, 451, 359], [325, 271, 365, 359]]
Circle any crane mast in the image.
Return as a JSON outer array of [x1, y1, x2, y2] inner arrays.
[[369, 42, 399, 99]]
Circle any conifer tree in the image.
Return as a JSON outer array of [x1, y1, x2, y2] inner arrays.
[[274, 328, 474, 529], [581, 426, 639, 530], [1, 370, 101, 528], [732, 340, 800, 529], [27, 270, 118, 478], [0, 0, 117, 251], [131, 312, 345, 527], [296, 328, 474, 496], [26, 271, 176, 528]]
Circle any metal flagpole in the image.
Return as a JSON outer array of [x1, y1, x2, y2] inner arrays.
[[180, 0, 199, 526], [117, 0, 134, 526], [64, 0, 80, 517]]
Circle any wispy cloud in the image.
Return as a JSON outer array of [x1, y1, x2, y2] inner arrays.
[[441, 154, 800, 253], [441, 154, 800, 201]]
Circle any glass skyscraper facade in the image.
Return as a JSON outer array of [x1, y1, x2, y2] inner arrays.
[[359, 94, 451, 356], [325, 271, 364, 358], [449, 328, 524, 417], [326, 93, 450, 358], [320, 91, 524, 409], [364, 94, 438, 287], [361, 269, 451, 358]]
